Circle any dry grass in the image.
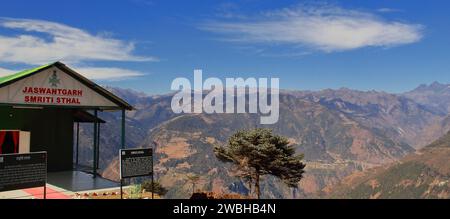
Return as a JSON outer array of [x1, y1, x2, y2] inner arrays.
[[74, 191, 160, 199], [191, 192, 252, 199]]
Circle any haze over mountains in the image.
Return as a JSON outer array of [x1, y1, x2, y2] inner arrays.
[[77, 82, 450, 198], [404, 82, 450, 114], [327, 131, 450, 199]]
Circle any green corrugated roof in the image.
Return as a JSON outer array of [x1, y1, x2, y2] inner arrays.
[[0, 62, 55, 85]]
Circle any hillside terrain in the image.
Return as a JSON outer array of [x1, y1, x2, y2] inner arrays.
[[326, 131, 450, 199], [76, 83, 450, 198]]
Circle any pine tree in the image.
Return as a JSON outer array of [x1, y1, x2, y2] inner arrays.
[[214, 128, 306, 199]]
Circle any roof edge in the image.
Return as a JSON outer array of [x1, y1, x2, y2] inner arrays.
[[0, 61, 134, 111]]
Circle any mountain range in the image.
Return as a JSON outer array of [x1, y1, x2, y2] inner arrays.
[[76, 82, 450, 198]]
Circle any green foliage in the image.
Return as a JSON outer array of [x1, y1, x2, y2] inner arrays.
[[129, 184, 143, 199], [214, 128, 306, 198], [142, 180, 168, 197]]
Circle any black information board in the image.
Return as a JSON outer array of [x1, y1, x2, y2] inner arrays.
[[120, 148, 153, 179], [0, 152, 47, 192]]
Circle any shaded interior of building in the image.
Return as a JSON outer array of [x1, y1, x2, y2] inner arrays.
[[0, 106, 119, 191]]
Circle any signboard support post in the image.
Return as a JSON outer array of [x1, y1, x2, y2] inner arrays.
[[120, 179, 123, 199], [151, 173, 154, 199], [151, 150, 154, 199], [43, 185, 47, 199]]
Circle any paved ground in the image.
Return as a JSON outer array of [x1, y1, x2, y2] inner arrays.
[[0, 171, 121, 199], [47, 171, 119, 191], [0, 184, 73, 199]]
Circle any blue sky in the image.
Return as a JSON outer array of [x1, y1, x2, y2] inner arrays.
[[0, 0, 449, 94]]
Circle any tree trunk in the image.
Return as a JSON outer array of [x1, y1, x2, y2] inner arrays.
[[255, 173, 260, 199]]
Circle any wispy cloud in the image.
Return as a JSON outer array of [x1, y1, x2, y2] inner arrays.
[[0, 65, 146, 81], [73, 66, 146, 81], [377, 8, 403, 13], [201, 4, 423, 53], [0, 18, 157, 64], [0, 18, 154, 80]]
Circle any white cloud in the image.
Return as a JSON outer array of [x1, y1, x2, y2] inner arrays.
[[0, 65, 145, 81], [201, 4, 423, 52], [0, 18, 157, 65], [73, 66, 146, 81]]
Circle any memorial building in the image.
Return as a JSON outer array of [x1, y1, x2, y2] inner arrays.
[[0, 62, 133, 193]]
